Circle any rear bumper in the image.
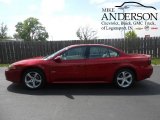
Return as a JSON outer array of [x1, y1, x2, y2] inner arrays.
[[5, 69, 22, 83], [137, 65, 153, 81]]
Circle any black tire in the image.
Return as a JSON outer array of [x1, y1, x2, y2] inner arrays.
[[114, 69, 135, 89], [22, 69, 46, 90]]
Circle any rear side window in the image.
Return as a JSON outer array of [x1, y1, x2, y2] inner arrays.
[[89, 46, 109, 58], [108, 49, 119, 57], [89, 46, 119, 59]]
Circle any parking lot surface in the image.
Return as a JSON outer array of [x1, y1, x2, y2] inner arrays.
[[0, 66, 160, 120]]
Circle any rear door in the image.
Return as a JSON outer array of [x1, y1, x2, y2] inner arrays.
[[85, 46, 120, 82]]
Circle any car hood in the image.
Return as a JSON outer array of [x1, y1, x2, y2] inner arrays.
[[12, 57, 44, 66]]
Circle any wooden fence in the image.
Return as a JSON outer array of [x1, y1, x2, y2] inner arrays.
[[0, 37, 160, 64]]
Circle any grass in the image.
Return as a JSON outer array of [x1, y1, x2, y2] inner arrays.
[[0, 64, 9, 67], [152, 58, 160, 65]]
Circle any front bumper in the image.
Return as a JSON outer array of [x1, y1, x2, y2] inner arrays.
[[5, 69, 22, 83]]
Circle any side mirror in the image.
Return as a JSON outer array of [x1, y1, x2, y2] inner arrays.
[[54, 56, 62, 63]]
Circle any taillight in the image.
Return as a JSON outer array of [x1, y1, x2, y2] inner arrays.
[[148, 59, 151, 65], [148, 57, 151, 65]]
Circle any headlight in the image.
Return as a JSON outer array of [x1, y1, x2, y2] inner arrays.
[[8, 64, 16, 70]]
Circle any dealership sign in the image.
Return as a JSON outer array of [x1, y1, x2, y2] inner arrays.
[[101, 2, 158, 31]]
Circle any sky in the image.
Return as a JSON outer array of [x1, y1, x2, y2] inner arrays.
[[0, 0, 160, 40]]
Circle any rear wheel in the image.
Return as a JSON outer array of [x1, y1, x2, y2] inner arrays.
[[22, 69, 45, 90], [114, 69, 135, 89]]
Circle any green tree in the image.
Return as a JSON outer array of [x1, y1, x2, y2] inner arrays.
[[0, 23, 8, 40], [125, 30, 137, 40], [15, 17, 49, 41], [76, 26, 97, 40]]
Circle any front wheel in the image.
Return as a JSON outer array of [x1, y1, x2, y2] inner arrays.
[[22, 69, 45, 90], [114, 69, 135, 89]]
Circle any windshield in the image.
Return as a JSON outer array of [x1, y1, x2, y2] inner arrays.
[[44, 47, 68, 60]]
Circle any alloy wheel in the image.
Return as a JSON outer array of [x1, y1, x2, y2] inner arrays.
[[116, 70, 133, 88], [24, 72, 42, 89]]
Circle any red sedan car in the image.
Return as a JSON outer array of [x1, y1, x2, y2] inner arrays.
[[5, 44, 153, 89]]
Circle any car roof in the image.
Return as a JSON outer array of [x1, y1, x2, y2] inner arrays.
[[67, 44, 118, 50], [68, 44, 110, 48], [66, 44, 125, 54]]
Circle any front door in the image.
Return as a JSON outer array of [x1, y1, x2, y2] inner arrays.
[[50, 46, 87, 83]]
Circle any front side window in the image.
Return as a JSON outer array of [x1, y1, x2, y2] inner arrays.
[[89, 46, 119, 59], [61, 47, 86, 60]]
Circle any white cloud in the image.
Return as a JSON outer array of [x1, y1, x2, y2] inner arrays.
[[40, 15, 100, 40], [91, 0, 160, 8], [90, 0, 106, 4], [101, 2, 121, 8], [40, 0, 65, 16], [140, 0, 160, 4], [0, 0, 11, 4], [38, 0, 101, 40], [6, 0, 160, 40], [89, 0, 121, 8], [39, 0, 159, 40], [28, 4, 38, 13]]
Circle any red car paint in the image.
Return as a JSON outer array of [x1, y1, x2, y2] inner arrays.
[[5, 44, 153, 84]]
